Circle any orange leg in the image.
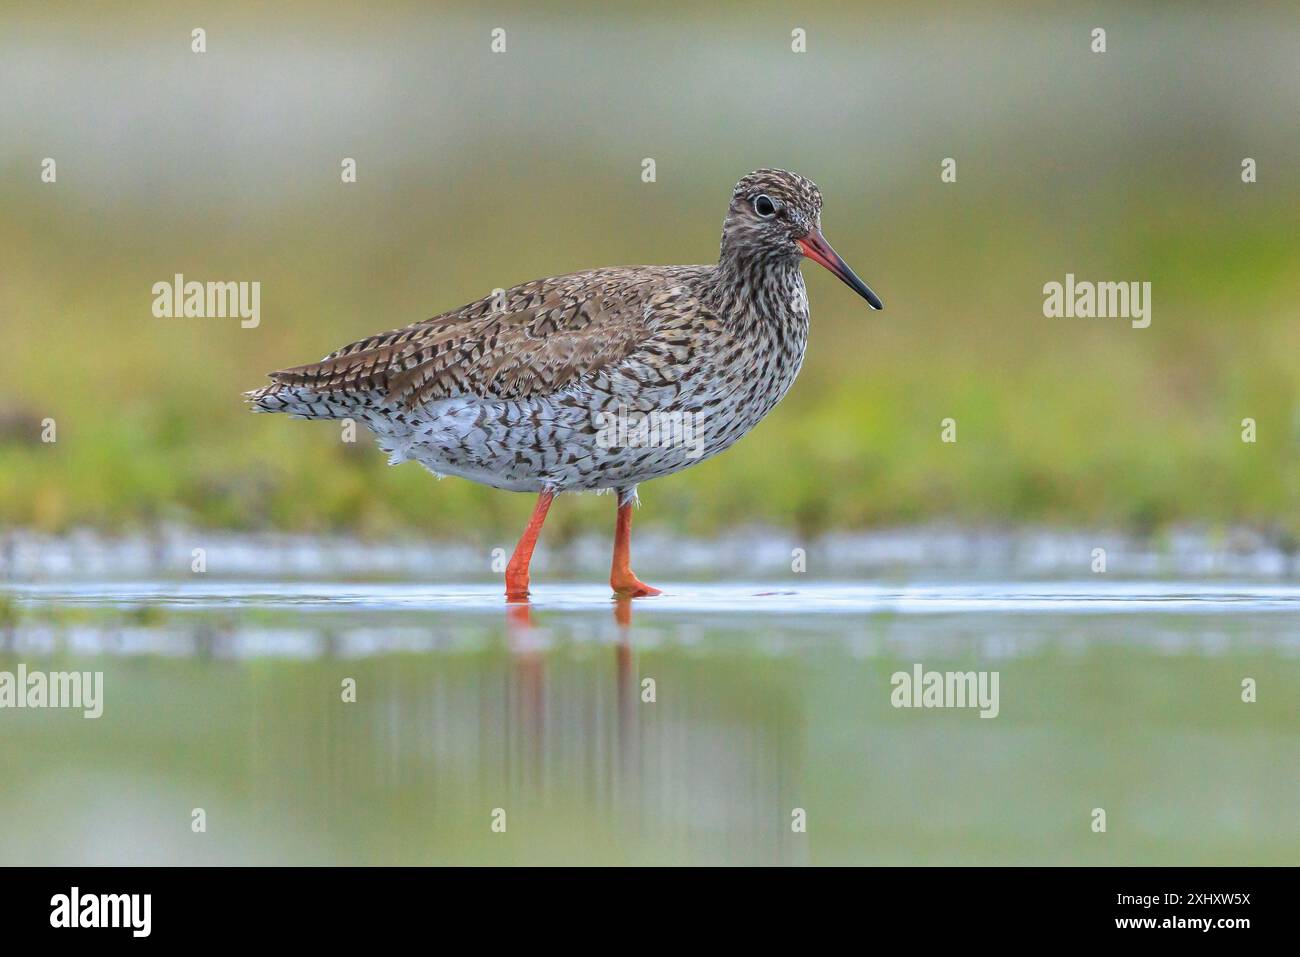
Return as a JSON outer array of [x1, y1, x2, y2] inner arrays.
[[610, 494, 661, 598], [505, 490, 554, 602]]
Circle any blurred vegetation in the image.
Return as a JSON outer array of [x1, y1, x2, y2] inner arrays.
[[1, 3, 1297, 541]]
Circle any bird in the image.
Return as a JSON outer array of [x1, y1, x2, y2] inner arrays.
[[245, 168, 882, 601]]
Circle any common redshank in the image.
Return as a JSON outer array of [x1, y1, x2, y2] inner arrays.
[[246, 169, 882, 600]]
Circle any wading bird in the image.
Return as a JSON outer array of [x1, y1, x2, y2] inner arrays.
[[246, 169, 882, 600]]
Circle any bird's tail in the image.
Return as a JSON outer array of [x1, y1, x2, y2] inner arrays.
[[243, 382, 356, 420]]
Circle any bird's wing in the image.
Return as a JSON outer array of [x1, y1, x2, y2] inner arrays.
[[265, 268, 696, 408]]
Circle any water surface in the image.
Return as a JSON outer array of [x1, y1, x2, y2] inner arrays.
[[2, 578, 1297, 865]]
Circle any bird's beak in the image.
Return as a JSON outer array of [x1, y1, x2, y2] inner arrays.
[[797, 229, 883, 310]]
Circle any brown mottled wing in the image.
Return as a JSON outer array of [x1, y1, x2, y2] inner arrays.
[[266, 268, 673, 408]]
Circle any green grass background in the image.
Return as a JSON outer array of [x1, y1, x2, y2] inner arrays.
[[1, 2, 1297, 541]]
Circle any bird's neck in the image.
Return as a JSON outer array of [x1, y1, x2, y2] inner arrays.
[[709, 247, 808, 336]]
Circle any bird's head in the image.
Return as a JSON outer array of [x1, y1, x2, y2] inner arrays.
[[721, 168, 882, 310]]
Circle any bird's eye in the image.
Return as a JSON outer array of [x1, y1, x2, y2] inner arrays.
[[753, 195, 777, 218]]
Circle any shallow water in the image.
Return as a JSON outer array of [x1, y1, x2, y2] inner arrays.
[[9, 579, 1300, 614], [2, 577, 1298, 865]]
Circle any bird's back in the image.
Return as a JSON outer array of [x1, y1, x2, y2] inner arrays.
[[246, 264, 714, 418]]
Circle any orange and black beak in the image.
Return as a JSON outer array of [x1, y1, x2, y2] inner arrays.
[[797, 229, 883, 310]]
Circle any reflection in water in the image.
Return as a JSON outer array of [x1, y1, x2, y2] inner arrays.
[[168, 596, 807, 863], [0, 581, 1297, 864], [490, 598, 803, 865]]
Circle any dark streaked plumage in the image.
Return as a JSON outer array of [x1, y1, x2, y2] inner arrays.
[[245, 169, 882, 598]]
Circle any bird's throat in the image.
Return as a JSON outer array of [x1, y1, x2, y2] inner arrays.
[[710, 251, 808, 338]]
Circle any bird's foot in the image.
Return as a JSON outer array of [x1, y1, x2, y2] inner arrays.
[[611, 573, 662, 598]]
